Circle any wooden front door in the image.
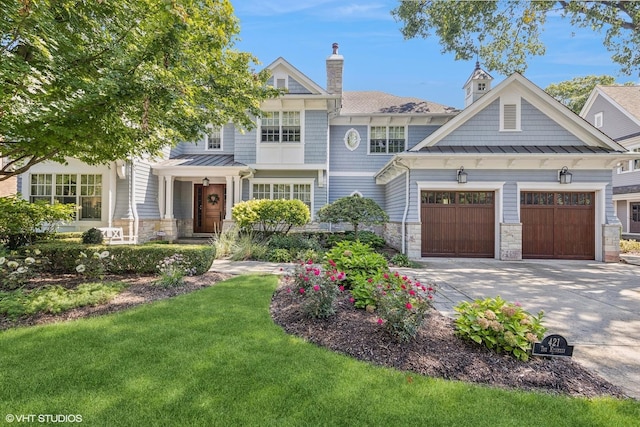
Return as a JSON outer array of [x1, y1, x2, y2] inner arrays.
[[194, 184, 225, 233], [630, 203, 640, 233], [521, 192, 595, 260], [421, 191, 495, 257]]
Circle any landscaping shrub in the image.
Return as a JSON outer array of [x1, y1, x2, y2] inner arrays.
[[389, 253, 416, 267], [267, 233, 323, 263], [454, 296, 546, 361], [620, 239, 640, 254], [323, 241, 388, 289], [27, 242, 215, 275], [284, 260, 346, 318], [0, 282, 127, 320], [326, 231, 385, 249], [374, 272, 435, 342], [75, 250, 111, 280], [155, 254, 196, 287], [317, 195, 388, 241], [232, 199, 310, 235], [211, 226, 239, 259], [0, 249, 48, 291], [230, 233, 269, 261], [268, 248, 293, 263], [82, 228, 104, 244], [0, 196, 75, 249]]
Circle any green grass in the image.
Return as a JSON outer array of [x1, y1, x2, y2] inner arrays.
[[1, 275, 638, 426]]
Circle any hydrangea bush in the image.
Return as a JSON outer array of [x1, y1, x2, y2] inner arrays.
[[284, 259, 346, 318], [373, 271, 435, 342], [0, 249, 47, 290], [75, 250, 111, 280], [454, 296, 546, 361]]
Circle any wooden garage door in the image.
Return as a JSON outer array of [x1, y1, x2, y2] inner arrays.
[[521, 192, 595, 260], [421, 191, 495, 257]]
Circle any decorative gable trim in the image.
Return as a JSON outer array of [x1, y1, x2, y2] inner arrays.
[[410, 73, 626, 153]]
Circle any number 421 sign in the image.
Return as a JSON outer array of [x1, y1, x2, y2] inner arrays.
[[532, 334, 574, 357]]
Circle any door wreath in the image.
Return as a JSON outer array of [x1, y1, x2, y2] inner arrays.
[[207, 193, 220, 206]]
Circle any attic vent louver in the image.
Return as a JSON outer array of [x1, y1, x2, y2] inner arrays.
[[503, 104, 517, 130]]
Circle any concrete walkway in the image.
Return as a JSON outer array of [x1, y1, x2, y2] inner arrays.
[[210, 258, 640, 399]]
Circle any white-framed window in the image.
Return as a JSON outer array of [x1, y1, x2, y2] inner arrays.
[[204, 126, 223, 151], [30, 173, 102, 220], [594, 112, 603, 128], [250, 179, 313, 211], [477, 82, 486, 91], [350, 191, 363, 197], [260, 111, 301, 143], [369, 125, 406, 154]]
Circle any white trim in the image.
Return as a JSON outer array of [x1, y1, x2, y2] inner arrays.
[[248, 178, 315, 217], [415, 181, 505, 259], [499, 93, 521, 132], [204, 125, 223, 151], [516, 181, 608, 262], [344, 128, 361, 151], [367, 124, 407, 155], [350, 190, 363, 197]]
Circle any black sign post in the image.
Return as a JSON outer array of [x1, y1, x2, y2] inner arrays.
[[532, 334, 574, 357]]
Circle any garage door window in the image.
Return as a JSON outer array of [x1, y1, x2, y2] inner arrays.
[[422, 191, 494, 205], [520, 192, 593, 206]]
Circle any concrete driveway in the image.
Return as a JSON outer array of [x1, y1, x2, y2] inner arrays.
[[399, 258, 640, 400]]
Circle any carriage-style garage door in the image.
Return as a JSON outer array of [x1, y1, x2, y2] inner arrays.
[[520, 191, 595, 260], [421, 191, 495, 257]]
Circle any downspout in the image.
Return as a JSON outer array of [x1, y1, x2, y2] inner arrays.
[[325, 114, 331, 230], [393, 159, 410, 255], [130, 159, 139, 243]]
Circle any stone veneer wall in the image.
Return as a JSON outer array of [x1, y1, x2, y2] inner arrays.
[[500, 223, 522, 261], [602, 224, 621, 263]]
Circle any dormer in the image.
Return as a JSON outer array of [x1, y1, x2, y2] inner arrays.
[[463, 61, 493, 108]]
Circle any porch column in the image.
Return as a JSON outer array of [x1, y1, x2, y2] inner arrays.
[[158, 175, 166, 218], [233, 175, 241, 205], [225, 175, 233, 220], [164, 175, 174, 219]]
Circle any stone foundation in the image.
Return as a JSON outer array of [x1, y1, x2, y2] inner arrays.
[[602, 224, 621, 263], [500, 223, 522, 261]]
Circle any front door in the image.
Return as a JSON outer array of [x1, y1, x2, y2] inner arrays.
[[194, 184, 225, 233], [630, 203, 640, 233]]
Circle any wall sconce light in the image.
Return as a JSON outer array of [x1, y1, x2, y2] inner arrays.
[[202, 177, 210, 187], [457, 167, 468, 184], [558, 166, 572, 184]]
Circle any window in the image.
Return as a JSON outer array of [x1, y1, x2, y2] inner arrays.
[[260, 111, 300, 143], [477, 82, 486, 91], [205, 126, 222, 150], [251, 182, 312, 210], [29, 173, 102, 220], [594, 112, 603, 128], [369, 126, 405, 154]]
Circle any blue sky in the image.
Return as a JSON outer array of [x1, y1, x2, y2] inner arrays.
[[233, 0, 636, 109]]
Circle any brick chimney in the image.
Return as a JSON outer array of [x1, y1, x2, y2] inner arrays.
[[326, 42, 344, 96]]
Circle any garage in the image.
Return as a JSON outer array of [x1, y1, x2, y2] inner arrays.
[[421, 191, 495, 257], [520, 191, 595, 259]]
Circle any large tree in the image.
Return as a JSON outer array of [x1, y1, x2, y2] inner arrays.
[[0, 0, 278, 181], [392, 1, 640, 76], [545, 75, 616, 114]]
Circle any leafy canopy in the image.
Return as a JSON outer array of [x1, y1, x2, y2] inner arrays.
[[317, 195, 389, 241], [545, 75, 635, 114], [232, 199, 310, 235], [0, 0, 279, 180], [392, 1, 640, 76]]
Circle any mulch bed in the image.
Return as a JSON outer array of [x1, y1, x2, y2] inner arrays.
[[1, 272, 630, 399], [270, 284, 629, 399]]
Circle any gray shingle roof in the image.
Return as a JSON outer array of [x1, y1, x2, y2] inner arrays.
[[156, 154, 246, 168], [341, 91, 458, 115], [599, 85, 640, 121], [416, 145, 622, 154]]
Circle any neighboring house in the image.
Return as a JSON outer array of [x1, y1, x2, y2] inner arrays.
[[17, 44, 631, 262], [580, 85, 640, 238]]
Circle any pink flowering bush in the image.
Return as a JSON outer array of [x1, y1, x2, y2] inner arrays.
[[284, 259, 346, 318], [454, 296, 546, 361], [373, 271, 435, 342]]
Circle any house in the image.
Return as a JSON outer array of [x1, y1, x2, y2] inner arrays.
[[17, 44, 631, 261], [580, 85, 640, 238]]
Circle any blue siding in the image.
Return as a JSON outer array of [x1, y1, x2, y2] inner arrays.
[[328, 176, 385, 208], [439, 100, 586, 146], [329, 125, 390, 172], [288, 77, 312, 94], [177, 124, 235, 155], [305, 111, 328, 164], [408, 125, 440, 150], [385, 173, 407, 222], [235, 128, 257, 164], [114, 174, 131, 219], [134, 162, 160, 219], [173, 180, 192, 219]]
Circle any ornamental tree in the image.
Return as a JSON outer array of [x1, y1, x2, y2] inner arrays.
[[0, 0, 279, 181], [317, 195, 389, 241], [392, 1, 640, 76], [545, 75, 636, 114]]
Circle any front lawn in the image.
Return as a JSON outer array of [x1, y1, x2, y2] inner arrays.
[[1, 275, 638, 426]]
